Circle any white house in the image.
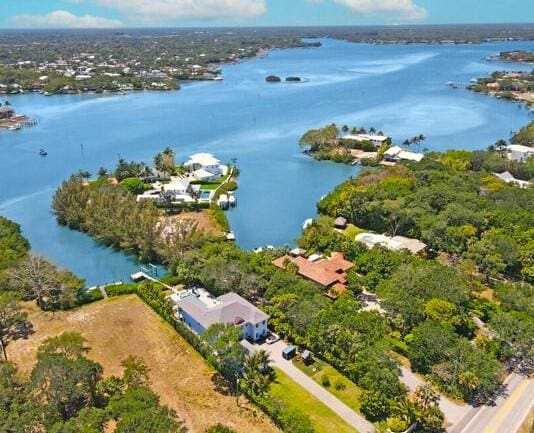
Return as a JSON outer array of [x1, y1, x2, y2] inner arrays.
[[192, 168, 219, 182], [161, 177, 192, 195], [506, 145, 534, 162], [383, 146, 424, 163], [344, 134, 390, 148], [495, 171, 530, 188], [170, 289, 269, 342], [356, 233, 427, 255], [185, 153, 227, 176]]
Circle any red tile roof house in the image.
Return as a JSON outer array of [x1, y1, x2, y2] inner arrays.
[[272, 252, 354, 298]]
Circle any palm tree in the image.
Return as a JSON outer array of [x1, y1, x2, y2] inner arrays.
[[414, 384, 440, 411], [241, 350, 273, 398], [394, 397, 417, 425]]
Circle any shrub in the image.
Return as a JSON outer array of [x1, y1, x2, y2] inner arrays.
[[321, 374, 331, 387], [205, 424, 236, 433], [360, 390, 392, 422], [334, 379, 346, 391], [106, 283, 138, 297], [76, 287, 104, 305]]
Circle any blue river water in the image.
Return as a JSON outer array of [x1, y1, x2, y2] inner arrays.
[[0, 38, 532, 285]]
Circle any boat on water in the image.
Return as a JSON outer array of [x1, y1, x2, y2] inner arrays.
[[228, 193, 236, 207], [39, 148, 48, 156], [303, 218, 313, 230], [8, 124, 21, 131]]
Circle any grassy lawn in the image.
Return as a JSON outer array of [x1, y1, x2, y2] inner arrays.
[[342, 223, 367, 240], [270, 368, 358, 433], [200, 183, 220, 190], [292, 358, 363, 413], [8, 296, 278, 433]]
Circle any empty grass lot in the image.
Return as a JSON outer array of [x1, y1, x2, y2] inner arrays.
[[7, 295, 279, 433], [293, 358, 363, 413], [270, 367, 359, 433]]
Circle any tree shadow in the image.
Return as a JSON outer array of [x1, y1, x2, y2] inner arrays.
[[13, 318, 34, 341], [211, 372, 234, 396]]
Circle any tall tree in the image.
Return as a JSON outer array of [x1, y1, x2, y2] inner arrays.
[[0, 292, 31, 360], [9, 256, 83, 310]]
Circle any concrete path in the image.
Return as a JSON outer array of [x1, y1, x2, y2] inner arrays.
[[450, 373, 534, 433], [256, 341, 375, 433]]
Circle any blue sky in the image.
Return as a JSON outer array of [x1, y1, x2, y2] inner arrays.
[[1, 0, 533, 29]]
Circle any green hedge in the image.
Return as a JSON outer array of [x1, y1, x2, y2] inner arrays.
[[106, 283, 138, 297], [76, 287, 104, 305], [209, 205, 230, 232]]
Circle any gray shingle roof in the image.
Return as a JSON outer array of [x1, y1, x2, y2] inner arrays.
[[176, 292, 269, 330]]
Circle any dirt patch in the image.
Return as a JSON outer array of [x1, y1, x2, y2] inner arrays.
[[162, 210, 223, 237], [7, 296, 279, 433]]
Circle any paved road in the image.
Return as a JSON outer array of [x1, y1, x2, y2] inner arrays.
[[253, 341, 375, 433], [450, 373, 534, 433], [399, 366, 472, 428]]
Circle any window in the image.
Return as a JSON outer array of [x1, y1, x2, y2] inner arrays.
[[256, 323, 259, 328]]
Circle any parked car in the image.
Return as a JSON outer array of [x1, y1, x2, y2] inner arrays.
[[266, 332, 280, 344], [282, 345, 297, 360]]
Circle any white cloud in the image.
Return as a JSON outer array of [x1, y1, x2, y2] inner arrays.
[[334, 0, 427, 20], [9, 10, 123, 28], [89, 0, 267, 23]]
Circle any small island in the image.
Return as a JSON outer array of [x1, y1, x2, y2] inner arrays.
[[469, 54, 534, 106], [265, 75, 282, 83], [492, 50, 534, 64]]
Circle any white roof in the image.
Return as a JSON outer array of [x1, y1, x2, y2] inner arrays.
[[384, 146, 402, 156], [162, 177, 190, 192], [193, 168, 217, 180], [495, 171, 530, 188], [356, 233, 427, 254], [384, 146, 424, 162], [344, 134, 389, 142], [186, 152, 221, 167], [397, 150, 424, 162], [173, 290, 269, 329], [507, 144, 534, 153]]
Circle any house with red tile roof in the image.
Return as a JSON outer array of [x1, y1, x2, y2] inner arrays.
[[272, 251, 353, 298]]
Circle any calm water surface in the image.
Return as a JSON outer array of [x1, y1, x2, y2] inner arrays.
[[0, 38, 532, 285]]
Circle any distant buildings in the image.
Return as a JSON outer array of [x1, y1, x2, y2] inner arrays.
[[344, 134, 390, 148], [272, 251, 353, 298], [355, 233, 427, 255], [506, 144, 534, 162], [169, 288, 269, 342], [0, 106, 15, 119]]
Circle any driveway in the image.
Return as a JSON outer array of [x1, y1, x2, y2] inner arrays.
[[399, 366, 472, 427], [254, 340, 375, 433]]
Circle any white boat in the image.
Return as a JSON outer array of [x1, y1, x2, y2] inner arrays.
[[218, 194, 229, 210], [302, 218, 313, 230]]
